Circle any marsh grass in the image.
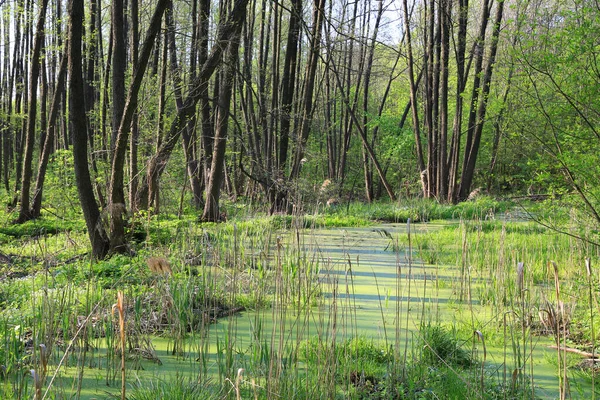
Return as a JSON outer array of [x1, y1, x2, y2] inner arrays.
[[0, 197, 599, 398], [322, 196, 511, 223]]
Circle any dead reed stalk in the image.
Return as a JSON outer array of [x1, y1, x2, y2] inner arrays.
[[112, 291, 126, 400]]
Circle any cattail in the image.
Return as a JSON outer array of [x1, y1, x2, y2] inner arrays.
[[112, 291, 126, 400], [235, 368, 244, 400], [31, 369, 42, 400], [147, 257, 172, 275], [586, 257, 592, 277], [517, 262, 524, 294]]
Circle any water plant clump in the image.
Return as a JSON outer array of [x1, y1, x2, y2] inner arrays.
[[419, 324, 472, 368]]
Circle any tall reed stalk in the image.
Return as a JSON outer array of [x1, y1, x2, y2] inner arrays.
[[551, 261, 569, 400], [112, 291, 126, 400], [587, 257, 595, 400], [402, 219, 413, 376]]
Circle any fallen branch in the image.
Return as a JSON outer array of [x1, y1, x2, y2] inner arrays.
[[549, 345, 598, 358]]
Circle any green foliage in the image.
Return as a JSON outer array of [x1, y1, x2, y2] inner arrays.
[[505, 2, 600, 219], [42, 150, 81, 217], [300, 336, 392, 367], [0, 217, 80, 243], [419, 324, 472, 368], [299, 335, 393, 397], [324, 197, 511, 223]]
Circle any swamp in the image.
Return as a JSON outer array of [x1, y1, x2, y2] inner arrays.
[[1, 0, 600, 398], [1, 196, 599, 399]]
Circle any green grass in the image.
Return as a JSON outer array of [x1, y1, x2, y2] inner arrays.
[[127, 377, 223, 400], [322, 196, 513, 223]]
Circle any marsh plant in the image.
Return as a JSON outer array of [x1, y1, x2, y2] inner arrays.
[[0, 198, 599, 399]]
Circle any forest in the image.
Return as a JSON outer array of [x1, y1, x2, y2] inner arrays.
[[0, 0, 599, 398]]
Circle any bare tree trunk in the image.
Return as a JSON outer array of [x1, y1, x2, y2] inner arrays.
[[403, 0, 427, 195], [86, 0, 105, 208], [55, 0, 69, 152], [111, 0, 126, 149], [164, 4, 204, 210], [267, 0, 281, 181], [108, 0, 170, 253], [129, 0, 140, 211], [144, 27, 169, 213], [137, 0, 250, 210], [361, 0, 384, 202], [1, 1, 12, 192], [336, 0, 360, 189], [17, 0, 49, 223], [31, 52, 68, 218], [289, 0, 326, 180], [423, 0, 436, 197], [11, 0, 27, 205], [101, 26, 113, 159], [447, 0, 469, 202], [270, 0, 301, 213], [68, 0, 110, 259], [437, 0, 451, 200], [459, 0, 504, 200], [202, 20, 243, 221]]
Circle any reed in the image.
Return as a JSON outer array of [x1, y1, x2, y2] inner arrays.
[[587, 257, 596, 399], [112, 291, 126, 400]]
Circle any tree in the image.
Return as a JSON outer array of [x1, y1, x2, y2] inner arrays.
[[30, 52, 68, 219], [16, 0, 49, 222], [403, 0, 505, 202], [136, 0, 250, 212], [68, 0, 110, 259], [511, 0, 600, 223], [107, 0, 170, 252], [202, 11, 243, 221]]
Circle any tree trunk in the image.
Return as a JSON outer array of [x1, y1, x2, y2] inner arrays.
[[129, 0, 140, 211], [17, 0, 49, 223], [2, 1, 13, 192], [336, 0, 360, 189], [402, 0, 427, 195], [111, 0, 126, 149], [437, 0, 451, 200], [289, 0, 326, 182], [136, 0, 250, 211], [447, 0, 469, 202], [165, 4, 204, 210], [270, 0, 301, 213], [68, 0, 110, 259], [459, 0, 504, 200], [11, 0, 27, 206], [198, 0, 212, 195], [329, 61, 397, 201], [31, 52, 68, 218], [108, 0, 170, 253], [145, 27, 169, 213], [361, 0, 384, 202], [202, 22, 243, 222]]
